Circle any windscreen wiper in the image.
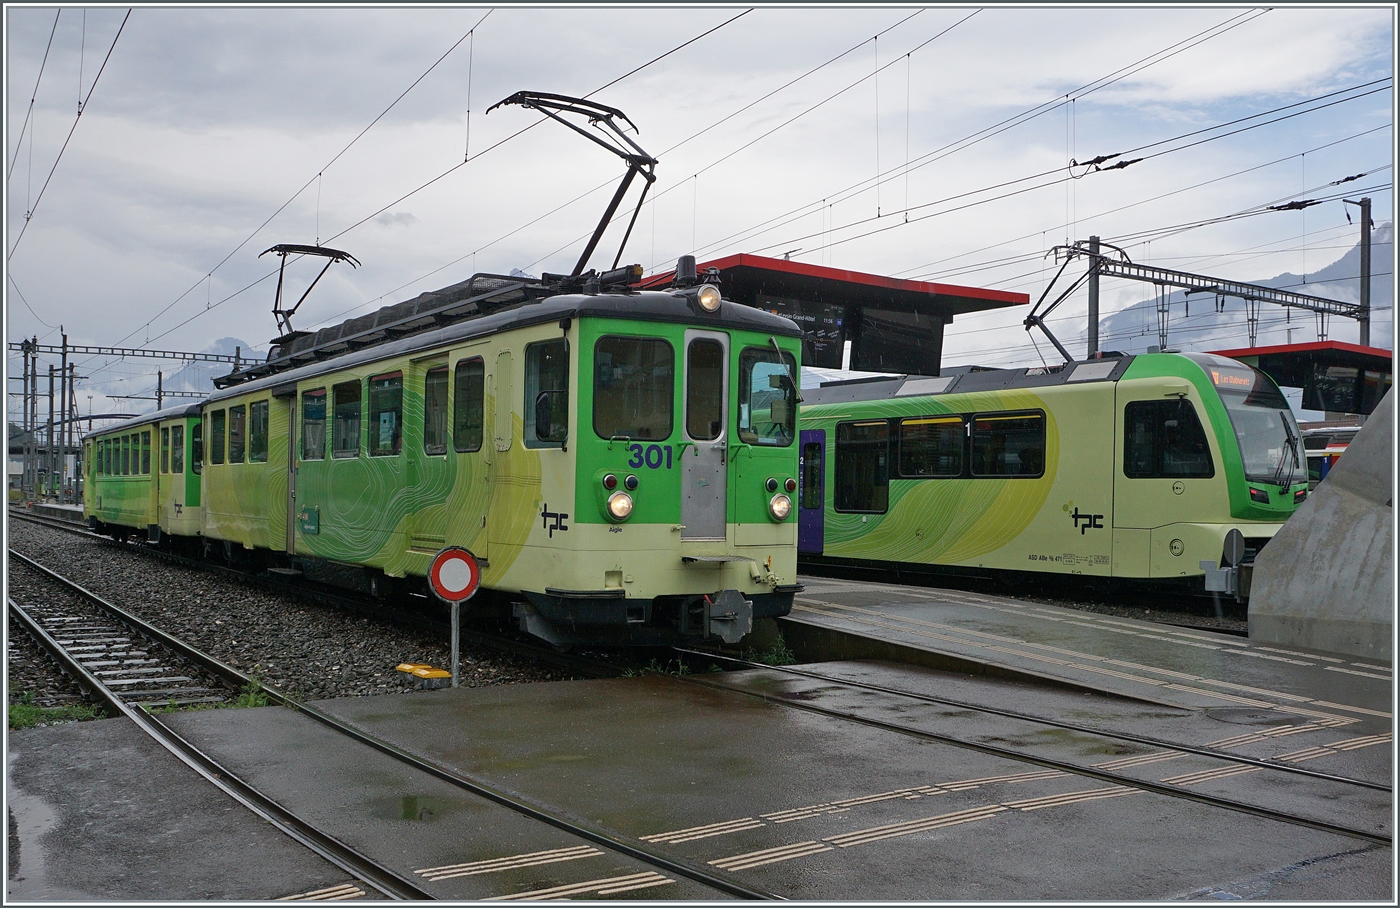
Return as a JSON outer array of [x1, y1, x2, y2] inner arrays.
[[1272, 410, 1301, 488]]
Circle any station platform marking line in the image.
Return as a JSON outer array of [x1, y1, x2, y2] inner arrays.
[[276, 883, 366, 900], [414, 845, 604, 881], [790, 598, 1388, 722], [640, 714, 1372, 855], [484, 871, 675, 900]]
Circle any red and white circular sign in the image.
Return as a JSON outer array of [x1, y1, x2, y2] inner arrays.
[[428, 547, 481, 603]]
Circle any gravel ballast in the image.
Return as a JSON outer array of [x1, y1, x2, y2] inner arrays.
[[7, 520, 563, 710]]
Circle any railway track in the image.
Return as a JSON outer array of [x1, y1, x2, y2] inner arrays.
[[8, 508, 627, 683], [6, 545, 777, 900], [673, 648, 1391, 848], [10, 555, 234, 710]]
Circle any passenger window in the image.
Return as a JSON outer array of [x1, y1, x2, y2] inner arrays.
[[332, 381, 361, 458], [593, 336, 674, 441], [125, 435, 133, 475], [835, 420, 889, 512], [142, 431, 151, 475], [525, 340, 568, 448], [899, 416, 964, 477], [738, 346, 798, 446], [210, 410, 226, 464], [302, 390, 326, 460], [172, 425, 185, 474], [249, 400, 269, 463], [424, 367, 449, 455], [800, 441, 824, 510], [685, 339, 724, 441], [228, 405, 247, 463], [161, 428, 170, 474], [453, 359, 484, 453], [369, 372, 403, 456], [192, 423, 202, 474], [970, 412, 1044, 478], [1124, 399, 1214, 479]]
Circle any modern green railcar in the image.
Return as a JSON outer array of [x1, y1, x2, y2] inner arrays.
[[200, 280, 804, 645], [84, 403, 203, 543], [796, 352, 1309, 597]]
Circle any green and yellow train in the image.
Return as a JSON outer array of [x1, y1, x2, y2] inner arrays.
[[85, 276, 805, 646], [795, 352, 1309, 597]]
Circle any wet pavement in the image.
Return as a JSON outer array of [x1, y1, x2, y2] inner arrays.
[[7, 575, 1392, 901], [6, 718, 347, 901], [784, 575, 1393, 720]]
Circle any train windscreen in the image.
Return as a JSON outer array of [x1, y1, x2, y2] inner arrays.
[[1188, 354, 1305, 487]]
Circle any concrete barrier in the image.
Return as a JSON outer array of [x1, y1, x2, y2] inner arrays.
[[1248, 390, 1393, 659]]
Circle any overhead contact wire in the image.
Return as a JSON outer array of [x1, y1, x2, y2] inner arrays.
[[8, 8, 131, 262]]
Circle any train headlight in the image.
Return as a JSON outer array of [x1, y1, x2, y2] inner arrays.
[[607, 491, 634, 520], [696, 284, 722, 312], [784, 477, 797, 493], [768, 493, 792, 522], [602, 473, 618, 490]]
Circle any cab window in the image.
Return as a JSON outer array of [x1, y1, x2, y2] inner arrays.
[[593, 336, 673, 441], [738, 346, 797, 446], [1124, 399, 1213, 478]]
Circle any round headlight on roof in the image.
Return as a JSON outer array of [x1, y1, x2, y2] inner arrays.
[[769, 494, 792, 522], [696, 284, 722, 312]]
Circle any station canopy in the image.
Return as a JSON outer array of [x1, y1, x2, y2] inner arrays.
[[642, 254, 1028, 376], [1210, 340, 1393, 416]]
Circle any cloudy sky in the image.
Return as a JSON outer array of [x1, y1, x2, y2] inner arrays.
[[5, 5, 1393, 419]]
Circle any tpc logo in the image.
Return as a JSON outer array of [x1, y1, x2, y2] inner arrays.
[[1063, 501, 1104, 535]]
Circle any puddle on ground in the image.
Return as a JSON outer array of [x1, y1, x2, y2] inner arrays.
[[364, 794, 458, 822], [6, 746, 93, 901]]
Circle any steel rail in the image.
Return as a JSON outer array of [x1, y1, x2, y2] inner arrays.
[[678, 648, 1390, 793], [8, 546, 777, 900], [8, 510, 623, 680], [6, 592, 434, 900], [672, 650, 1390, 847]]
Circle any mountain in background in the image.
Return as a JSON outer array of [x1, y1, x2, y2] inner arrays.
[[118, 336, 265, 404]]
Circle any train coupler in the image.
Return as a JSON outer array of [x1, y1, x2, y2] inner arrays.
[[704, 590, 753, 645]]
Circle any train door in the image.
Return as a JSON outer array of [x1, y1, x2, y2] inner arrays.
[[284, 394, 298, 554], [681, 330, 728, 540], [487, 349, 514, 551], [798, 429, 825, 553]]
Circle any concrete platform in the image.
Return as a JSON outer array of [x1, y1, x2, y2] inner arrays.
[[782, 576, 1393, 723], [9, 579, 1392, 901], [6, 718, 349, 901], [23, 503, 86, 524]]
